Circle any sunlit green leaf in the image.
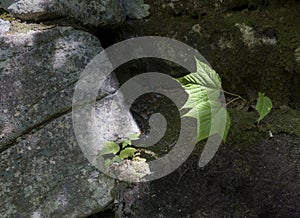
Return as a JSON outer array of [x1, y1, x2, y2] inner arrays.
[[122, 139, 131, 148], [100, 141, 120, 155], [177, 58, 230, 142], [119, 147, 137, 159], [183, 100, 231, 142], [181, 58, 222, 89], [129, 133, 140, 140]]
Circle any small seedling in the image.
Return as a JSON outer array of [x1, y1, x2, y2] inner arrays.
[[101, 58, 273, 168], [99, 133, 141, 166], [255, 92, 272, 124]]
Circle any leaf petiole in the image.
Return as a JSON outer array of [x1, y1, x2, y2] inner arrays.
[[222, 90, 246, 102]]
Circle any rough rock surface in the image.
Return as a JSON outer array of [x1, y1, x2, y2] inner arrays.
[[0, 112, 114, 217], [0, 96, 139, 217], [0, 26, 139, 217], [0, 19, 10, 34], [0, 26, 109, 150], [121, 0, 150, 19], [0, 0, 126, 27], [235, 23, 277, 48]]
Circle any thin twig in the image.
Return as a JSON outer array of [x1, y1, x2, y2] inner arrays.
[[225, 96, 242, 106], [222, 90, 246, 102]]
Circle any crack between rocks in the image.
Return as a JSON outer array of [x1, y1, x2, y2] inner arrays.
[[0, 106, 72, 155], [26, 79, 79, 112], [0, 90, 117, 155]]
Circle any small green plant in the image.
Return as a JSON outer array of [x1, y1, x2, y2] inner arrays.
[[100, 58, 273, 164], [255, 92, 273, 124], [100, 133, 141, 166], [177, 58, 231, 142], [177, 58, 272, 143]]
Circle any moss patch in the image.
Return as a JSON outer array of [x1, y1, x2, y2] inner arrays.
[[221, 3, 300, 105], [226, 109, 266, 146], [0, 9, 15, 21], [117, 0, 300, 107], [266, 108, 300, 137]]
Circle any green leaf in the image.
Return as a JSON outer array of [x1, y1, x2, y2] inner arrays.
[[112, 156, 123, 163], [183, 100, 231, 142], [187, 58, 222, 89], [122, 139, 131, 148], [100, 141, 120, 155], [105, 159, 113, 166], [178, 58, 222, 101], [256, 92, 272, 124], [177, 58, 230, 142], [129, 133, 140, 141], [119, 147, 137, 159]]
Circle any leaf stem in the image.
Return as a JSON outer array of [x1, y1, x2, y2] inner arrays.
[[225, 96, 241, 107], [222, 90, 246, 102]]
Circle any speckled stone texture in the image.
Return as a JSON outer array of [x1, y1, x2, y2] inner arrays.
[[0, 19, 10, 34], [0, 0, 126, 27], [0, 26, 115, 150], [121, 0, 150, 19], [0, 113, 115, 217], [0, 26, 139, 217]]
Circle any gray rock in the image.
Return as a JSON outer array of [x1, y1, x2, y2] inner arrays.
[[235, 23, 277, 47], [0, 26, 118, 150], [0, 94, 140, 217], [0, 113, 115, 217], [0, 19, 10, 34], [0, 25, 140, 216], [121, 0, 150, 19], [0, 0, 126, 27]]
